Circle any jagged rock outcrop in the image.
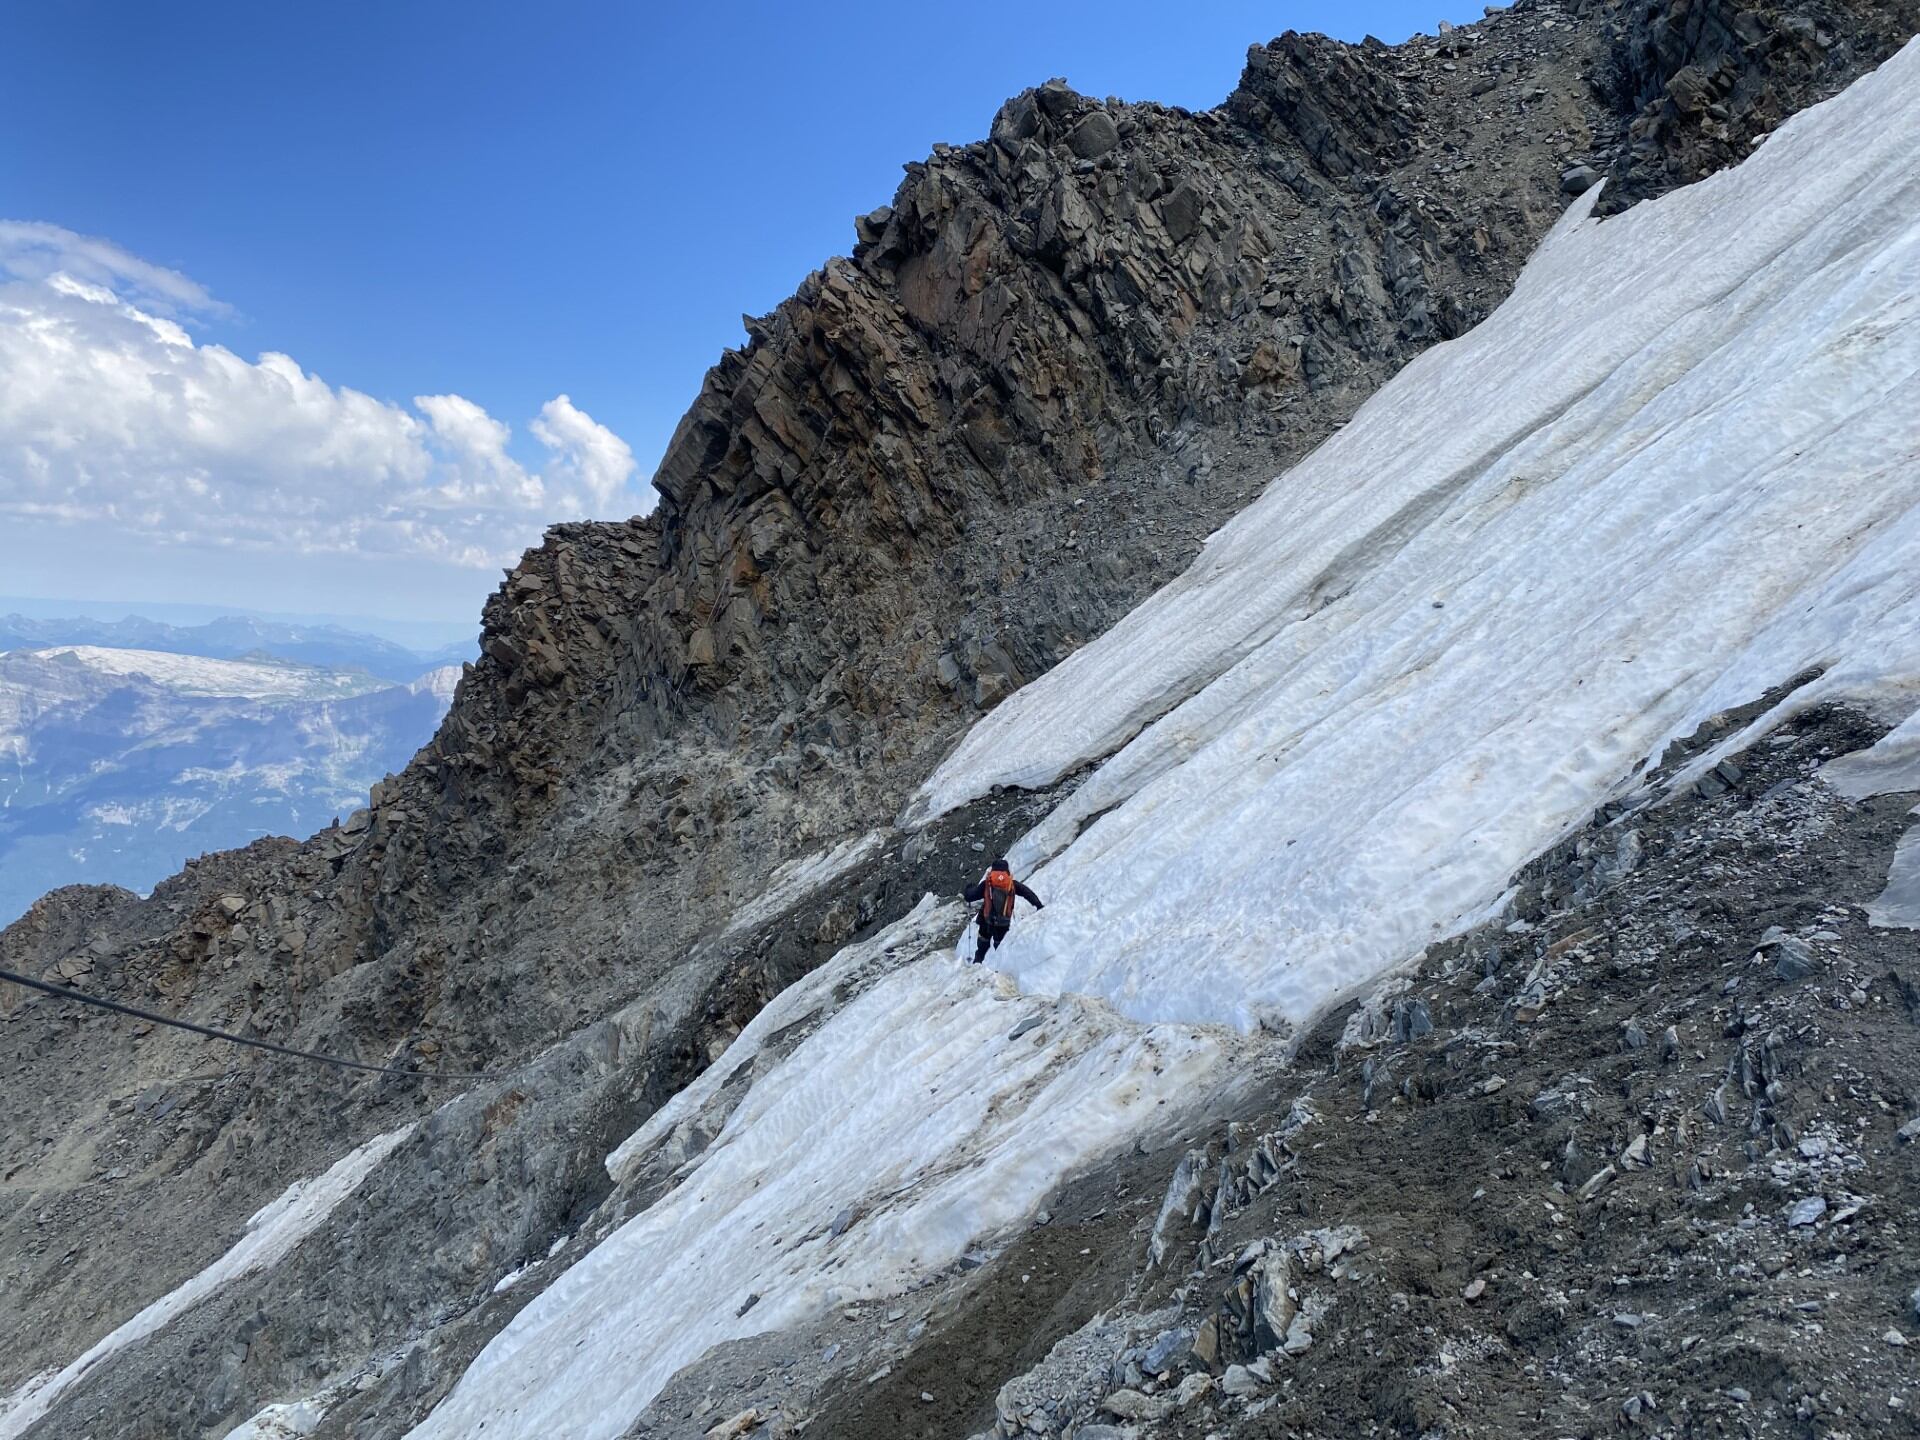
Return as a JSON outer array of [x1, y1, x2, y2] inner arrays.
[[1586, 0, 1920, 207], [2, 3, 1915, 1436]]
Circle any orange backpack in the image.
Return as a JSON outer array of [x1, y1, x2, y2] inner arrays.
[[981, 868, 1016, 926]]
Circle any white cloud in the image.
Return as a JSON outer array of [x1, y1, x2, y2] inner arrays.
[[531, 393, 638, 511], [0, 220, 647, 572], [0, 220, 222, 315], [415, 392, 543, 508]]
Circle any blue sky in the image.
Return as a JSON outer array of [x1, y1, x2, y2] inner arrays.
[[0, 2, 1488, 626]]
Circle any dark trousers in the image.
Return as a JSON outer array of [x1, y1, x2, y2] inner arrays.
[[973, 923, 1009, 964]]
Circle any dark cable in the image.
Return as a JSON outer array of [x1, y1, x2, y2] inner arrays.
[[0, 967, 494, 1081]]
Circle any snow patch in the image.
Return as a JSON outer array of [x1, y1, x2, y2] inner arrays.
[[1823, 705, 1920, 799], [1867, 807, 1920, 929], [491, 1264, 534, 1296], [718, 829, 887, 940], [224, 1399, 328, 1439]]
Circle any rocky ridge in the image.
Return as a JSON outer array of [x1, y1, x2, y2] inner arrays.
[[3, 3, 1917, 1437]]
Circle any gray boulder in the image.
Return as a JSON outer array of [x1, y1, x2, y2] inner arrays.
[[1560, 164, 1602, 195], [1067, 111, 1121, 159]]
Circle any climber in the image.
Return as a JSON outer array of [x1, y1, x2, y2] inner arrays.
[[964, 857, 1044, 964]]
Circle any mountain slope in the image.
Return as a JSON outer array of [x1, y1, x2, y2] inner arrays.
[[911, 74, 1920, 1029], [1, 4, 1916, 1438], [373, 35, 1920, 1438]]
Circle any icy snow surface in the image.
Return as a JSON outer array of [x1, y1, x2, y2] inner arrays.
[[1825, 709, 1920, 928], [606, 894, 945, 1183], [911, 38, 1920, 1029], [407, 43, 1920, 1440], [407, 905, 1225, 1440], [1823, 705, 1920, 799], [0, 1124, 414, 1440]]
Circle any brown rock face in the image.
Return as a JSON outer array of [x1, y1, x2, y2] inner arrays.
[[1585, 0, 1920, 209]]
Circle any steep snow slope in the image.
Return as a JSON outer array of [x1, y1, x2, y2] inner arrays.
[[416, 39, 1920, 1440], [913, 36, 1920, 1030]]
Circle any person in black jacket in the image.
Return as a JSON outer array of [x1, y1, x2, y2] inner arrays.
[[963, 857, 1044, 964]]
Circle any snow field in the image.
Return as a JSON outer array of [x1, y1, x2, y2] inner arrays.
[[910, 37, 1920, 1030]]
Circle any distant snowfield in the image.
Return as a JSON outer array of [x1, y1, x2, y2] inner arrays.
[[27, 645, 387, 700], [406, 663, 465, 707], [912, 36, 1920, 1031]]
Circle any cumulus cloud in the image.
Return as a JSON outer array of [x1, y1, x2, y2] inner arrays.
[[531, 394, 639, 511], [0, 221, 644, 571]]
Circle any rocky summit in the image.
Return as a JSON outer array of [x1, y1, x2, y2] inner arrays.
[[3, 3, 1918, 1439]]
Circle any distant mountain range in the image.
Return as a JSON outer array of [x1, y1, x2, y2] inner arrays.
[[0, 645, 460, 923], [0, 611, 473, 683]]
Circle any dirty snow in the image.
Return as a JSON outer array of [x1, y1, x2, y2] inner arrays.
[[1866, 808, 1920, 929], [1824, 706, 1920, 799], [718, 829, 888, 940], [223, 1398, 328, 1440]]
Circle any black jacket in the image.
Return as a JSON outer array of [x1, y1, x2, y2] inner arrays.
[[964, 874, 1043, 916]]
